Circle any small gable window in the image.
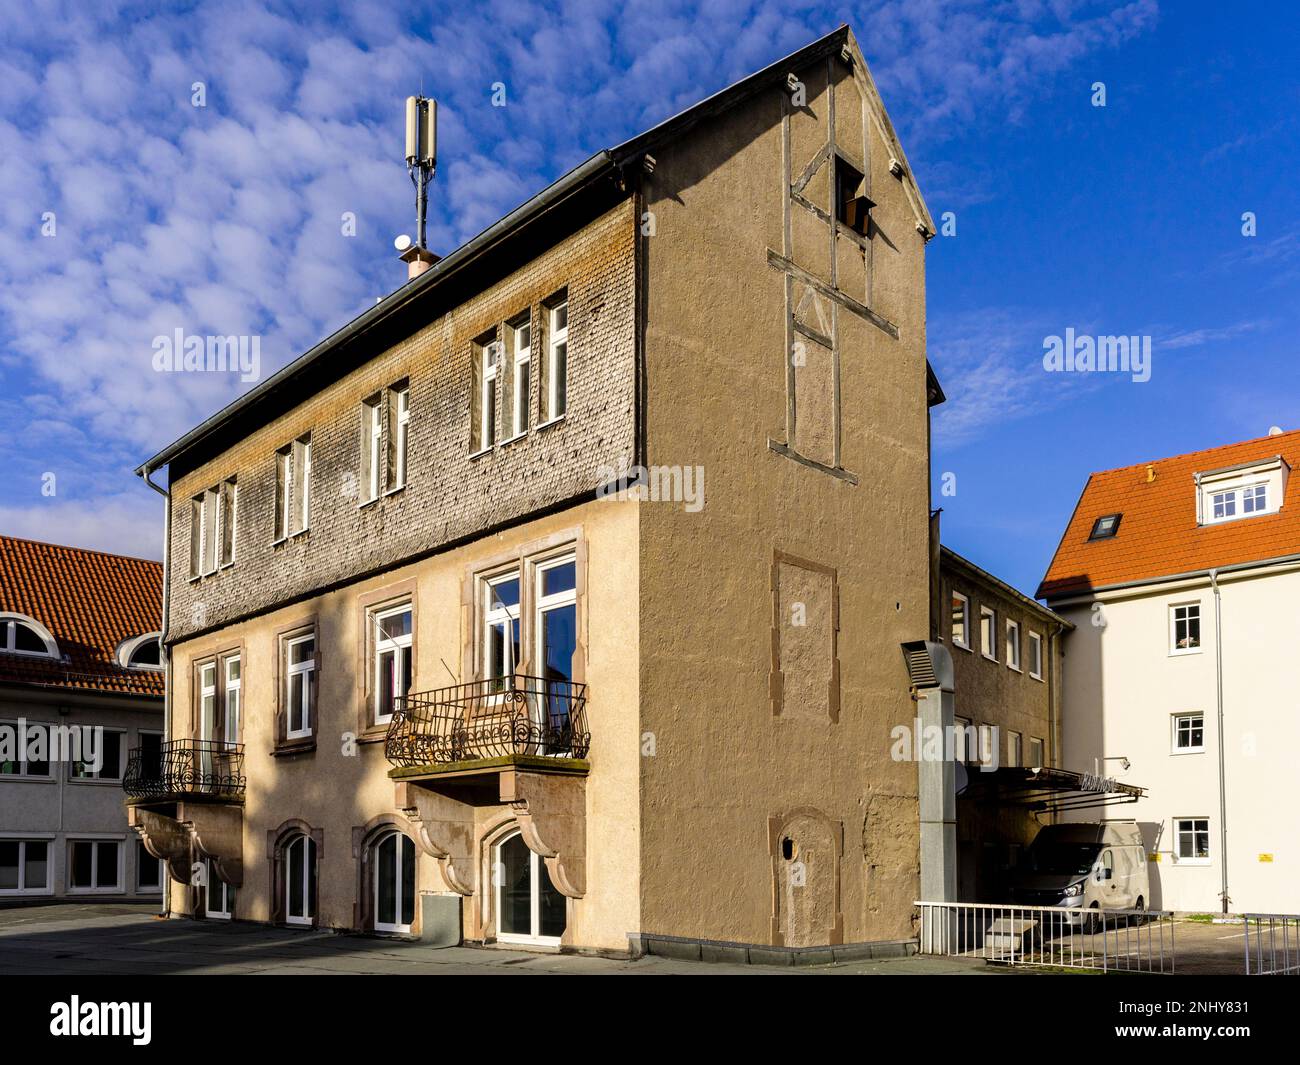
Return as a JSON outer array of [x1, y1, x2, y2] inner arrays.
[[834, 156, 873, 237], [0, 614, 59, 659], [1089, 513, 1121, 540], [117, 632, 163, 672]]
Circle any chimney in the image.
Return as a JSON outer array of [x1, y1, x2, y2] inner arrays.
[[399, 244, 439, 281]]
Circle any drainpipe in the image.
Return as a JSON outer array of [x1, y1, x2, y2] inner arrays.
[[139, 463, 172, 918], [1209, 568, 1229, 913]]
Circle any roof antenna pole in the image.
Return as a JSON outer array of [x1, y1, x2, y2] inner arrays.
[[398, 96, 439, 280]]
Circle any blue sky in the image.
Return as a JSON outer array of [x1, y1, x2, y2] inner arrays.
[[0, 0, 1295, 597]]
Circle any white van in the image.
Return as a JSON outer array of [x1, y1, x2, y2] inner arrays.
[[1008, 822, 1150, 930]]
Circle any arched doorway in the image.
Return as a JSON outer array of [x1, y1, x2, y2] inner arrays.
[[372, 830, 416, 934], [284, 833, 317, 927], [495, 830, 565, 944]]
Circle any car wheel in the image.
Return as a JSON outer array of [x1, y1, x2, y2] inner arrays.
[[1084, 903, 1102, 935], [1129, 896, 1146, 926]]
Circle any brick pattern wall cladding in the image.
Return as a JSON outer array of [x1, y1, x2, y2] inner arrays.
[[168, 201, 636, 641]]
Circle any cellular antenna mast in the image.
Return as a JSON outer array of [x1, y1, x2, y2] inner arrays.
[[404, 95, 437, 248]]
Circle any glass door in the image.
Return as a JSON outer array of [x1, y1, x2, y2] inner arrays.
[[495, 831, 565, 944]]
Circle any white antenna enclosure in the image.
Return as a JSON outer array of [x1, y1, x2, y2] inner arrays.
[[404, 96, 437, 168]]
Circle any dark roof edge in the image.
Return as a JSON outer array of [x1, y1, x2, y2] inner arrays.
[[941, 545, 1074, 630], [137, 150, 617, 475]]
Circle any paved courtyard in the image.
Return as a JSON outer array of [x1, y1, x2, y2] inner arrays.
[[0, 903, 1000, 975]]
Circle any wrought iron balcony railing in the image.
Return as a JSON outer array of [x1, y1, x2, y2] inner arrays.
[[123, 739, 246, 801], [385, 675, 590, 768]]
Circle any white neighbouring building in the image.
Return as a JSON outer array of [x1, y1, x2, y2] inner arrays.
[[1038, 429, 1300, 915]]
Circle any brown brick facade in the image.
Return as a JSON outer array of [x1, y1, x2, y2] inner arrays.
[[169, 201, 637, 642]]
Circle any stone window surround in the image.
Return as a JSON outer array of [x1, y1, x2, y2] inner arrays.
[[355, 579, 418, 745], [460, 527, 588, 687], [266, 818, 324, 927], [271, 615, 317, 756], [352, 814, 421, 936], [187, 638, 246, 744]]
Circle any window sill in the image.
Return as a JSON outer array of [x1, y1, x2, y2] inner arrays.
[[1007, 664, 1022, 674], [536, 414, 566, 432], [358, 495, 380, 510], [469, 446, 494, 461], [67, 777, 126, 787], [1173, 858, 1211, 867], [952, 640, 973, 653], [356, 725, 389, 745], [497, 431, 528, 447], [272, 738, 317, 757], [383, 484, 406, 498], [981, 653, 998, 663], [1169, 647, 1203, 657], [0, 775, 56, 784], [271, 529, 310, 547], [1029, 672, 1044, 682], [1171, 748, 1206, 756]]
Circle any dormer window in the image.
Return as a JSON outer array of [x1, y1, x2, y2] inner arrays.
[[116, 632, 163, 672], [1089, 513, 1121, 540], [0, 614, 59, 659], [1198, 457, 1287, 526]]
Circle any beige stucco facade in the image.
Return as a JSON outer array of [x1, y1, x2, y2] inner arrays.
[[129, 27, 958, 956]]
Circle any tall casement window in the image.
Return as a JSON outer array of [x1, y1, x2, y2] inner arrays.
[[1028, 631, 1044, 680], [372, 831, 415, 933], [1173, 712, 1205, 753], [284, 634, 316, 740], [196, 653, 241, 746], [361, 393, 382, 502], [483, 573, 521, 691], [69, 839, 122, 893], [1028, 736, 1045, 768], [953, 716, 973, 763], [1174, 818, 1210, 864], [1, 721, 51, 777], [510, 314, 532, 437], [372, 605, 412, 726], [950, 592, 969, 649], [1006, 730, 1023, 767], [495, 830, 565, 944], [190, 476, 237, 577], [206, 859, 234, 918], [536, 555, 577, 691], [275, 433, 311, 540], [471, 333, 501, 453], [284, 833, 317, 927], [1170, 602, 1202, 654], [1005, 619, 1022, 671], [0, 840, 51, 896], [542, 293, 568, 422], [361, 383, 410, 500], [979, 606, 996, 661], [70, 729, 124, 781]]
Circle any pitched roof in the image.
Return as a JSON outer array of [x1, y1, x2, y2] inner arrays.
[[1038, 430, 1300, 600], [0, 534, 164, 698], [139, 24, 936, 477]]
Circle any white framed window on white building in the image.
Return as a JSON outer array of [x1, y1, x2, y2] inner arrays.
[[1172, 712, 1205, 754], [511, 314, 531, 437], [1027, 631, 1044, 680], [373, 604, 412, 726], [68, 838, 123, 894], [1208, 483, 1268, 523], [1170, 602, 1202, 654], [950, 592, 969, 649], [543, 294, 568, 422], [1174, 817, 1210, 865], [979, 606, 996, 661], [1005, 619, 1021, 671], [0, 838, 52, 896], [285, 635, 315, 740]]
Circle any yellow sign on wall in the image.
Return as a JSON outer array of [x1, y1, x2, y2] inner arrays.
[[1259, 853, 1274, 863]]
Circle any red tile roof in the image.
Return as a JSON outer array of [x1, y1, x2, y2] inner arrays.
[[0, 534, 164, 698], [1039, 430, 1300, 600]]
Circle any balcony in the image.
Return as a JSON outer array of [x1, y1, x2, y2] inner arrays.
[[386, 676, 589, 776], [123, 739, 246, 804]]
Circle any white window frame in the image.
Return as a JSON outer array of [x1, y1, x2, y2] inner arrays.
[[950, 592, 970, 650], [1206, 482, 1268, 525], [977, 723, 996, 766], [1172, 712, 1205, 754], [1007, 730, 1022, 767], [284, 833, 315, 927], [297, 435, 312, 532], [953, 716, 972, 763], [534, 554, 577, 675], [1028, 631, 1044, 680], [483, 573, 521, 690], [479, 340, 500, 450], [545, 298, 568, 422], [223, 655, 241, 747], [285, 635, 315, 740], [206, 859, 234, 918], [1028, 736, 1045, 769], [1169, 602, 1203, 656], [199, 662, 217, 741], [979, 606, 997, 661], [0, 613, 59, 659], [1174, 817, 1211, 865], [494, 830, 564, 946], [0, 837, 54, 896], [392, 384, 410, 489], [68, 838, 124, 894], [69, 727, 125, 782], [373, 604, 413, 727], [1005, 619, 1021, 672], [372, 831, 415, 934], [512, 317, 531, 438], [363, 394, 382, 502]]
